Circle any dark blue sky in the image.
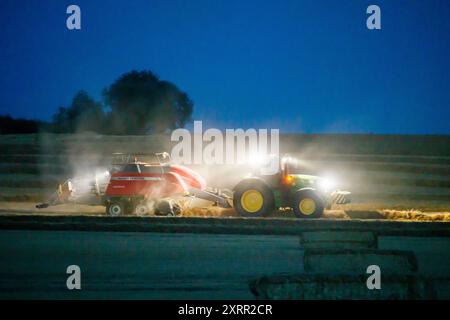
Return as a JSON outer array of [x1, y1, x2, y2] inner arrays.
[[1, 0, 449, 133]]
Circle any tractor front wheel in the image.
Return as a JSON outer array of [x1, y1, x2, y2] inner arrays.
[[292, 190, 324, 218]]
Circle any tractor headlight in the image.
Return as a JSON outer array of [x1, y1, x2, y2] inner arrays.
[[318, 178, 335, 192]]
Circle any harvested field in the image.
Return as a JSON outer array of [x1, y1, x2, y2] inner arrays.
[[1, 202, 449, 222], [0, 133, 449, 220]]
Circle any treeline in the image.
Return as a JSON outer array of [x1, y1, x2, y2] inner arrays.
[[0, 70, 193, 135], [0, 115, 50, 134]]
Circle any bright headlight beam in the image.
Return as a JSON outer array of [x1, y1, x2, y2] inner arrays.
[[247, 153, 271, 167], [319, 178, 335, 191], [248, 154, 267, 167]]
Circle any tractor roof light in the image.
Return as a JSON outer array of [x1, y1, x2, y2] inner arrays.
[[248, 154, 267, 167]]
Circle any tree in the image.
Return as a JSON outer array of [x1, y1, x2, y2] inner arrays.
[[103, 70, 193, 134], [52, 91, 104, 133]]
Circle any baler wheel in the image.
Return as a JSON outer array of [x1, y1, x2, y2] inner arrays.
[[135, 203, 149, 216], [106, 202, 125, 217]]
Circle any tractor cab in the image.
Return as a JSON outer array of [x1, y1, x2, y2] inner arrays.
[[250, 154, 310, 188]]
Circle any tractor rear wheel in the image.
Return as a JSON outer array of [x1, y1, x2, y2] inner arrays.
[[106, 202, 125, 217], [292, 190, 324, 218], [233, 179, 274, 218]]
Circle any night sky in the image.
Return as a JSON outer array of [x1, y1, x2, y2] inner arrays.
[[0, 0, 449, 134]]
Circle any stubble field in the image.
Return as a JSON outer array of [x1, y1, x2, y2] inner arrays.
[[0, 133, 449, 221]]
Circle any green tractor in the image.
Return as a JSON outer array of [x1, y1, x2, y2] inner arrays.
[[233, 155, 351, 218]]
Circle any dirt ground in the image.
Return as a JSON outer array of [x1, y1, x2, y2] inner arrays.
[[1, 201, 449, 222]]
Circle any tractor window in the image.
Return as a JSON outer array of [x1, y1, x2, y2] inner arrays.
[[284, 159, 302, 174]]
